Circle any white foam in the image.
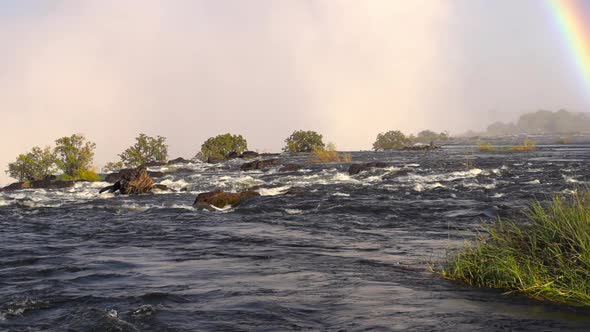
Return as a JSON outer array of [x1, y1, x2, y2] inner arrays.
[[492, 193, 505, 198], [285, 208, 303, 215], [258, 186, 291, 196], [332, 192, 351, 197], [158, 179, 189, 191], [525, 179, 541, 185]]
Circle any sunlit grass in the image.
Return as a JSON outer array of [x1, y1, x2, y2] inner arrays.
[[478, 139, 536, 153], [478, 143, 496, 152], [310, 143, 353, 163], [440, 191, 590, 306], [57, 169, 101, 182], [510, 138, 536, 152]]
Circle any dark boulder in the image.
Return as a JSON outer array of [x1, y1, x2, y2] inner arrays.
[[193, 190, 260, 209], [207, 156, 224, 164], [240, 159, 280, 171], [99, 166, 154, 195], [141, 161, 167, 167], [2, 177, 75, 191], [348, 162, 390, 175], [279, 164, 302, 172], [168, 157, 190, 165], [227, 151, 241, 159], [104, 169, 164, 183], [240, 151, 259, 159]]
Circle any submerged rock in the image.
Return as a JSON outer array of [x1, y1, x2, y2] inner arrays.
[[193, 190, 260, 209], [240, 159, 280, 171], [279, 164, 302, 172], [99, 166, 154, 195], [348, 162, 390, 175]]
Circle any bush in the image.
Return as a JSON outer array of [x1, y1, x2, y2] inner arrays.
[[119, 134, 168, 167], [413, 130, 450, 144], [310, 143, 352, 163], [372, 131, 410, 150], [6, 146, 56, 181], [54, 134, 96, 178], [283, 130, 325, 153], [199, 133, 248, 161], [478, 143, 496, 152], [441, 192, 590, 306]]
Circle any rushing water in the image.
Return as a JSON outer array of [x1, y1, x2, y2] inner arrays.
[[2, 146, 590, 331]]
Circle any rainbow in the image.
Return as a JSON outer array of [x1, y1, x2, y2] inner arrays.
[[549, 0, 590, 87]]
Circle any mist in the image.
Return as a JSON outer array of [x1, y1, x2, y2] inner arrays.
[[1, 0, 589, 184]]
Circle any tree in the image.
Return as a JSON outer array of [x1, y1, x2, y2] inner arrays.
[[6, 146, 56, 181], [199, 133, 248, 160], [119, 134, 168, 167], [283, 130, 325, 153], [102, 161, 124, 173], [54, 134, 96, 177], [372, 131, 410, 151], [413, 130, 451, 144]]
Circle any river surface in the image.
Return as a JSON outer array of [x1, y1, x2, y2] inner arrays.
[[2, 146, 590, 331]]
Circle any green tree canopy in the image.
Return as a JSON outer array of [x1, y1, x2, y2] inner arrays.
[[54, 134, 96, 177], [413, 130, 450, 144], [372, 130, 410, 151], [199, 133, 248, 160], [6, 146, 56, 181], [119, 134, 168, 167], [283, 130, 325, 153]]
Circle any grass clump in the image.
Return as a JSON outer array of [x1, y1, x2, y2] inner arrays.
[[57, 169, 101, 182], [478, 143, 496, 152], [310, 143, 352, 163], [510, 138, 536, 152], [441, 191, 590, 306]]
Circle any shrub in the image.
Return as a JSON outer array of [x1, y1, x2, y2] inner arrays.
[[54, 134, 96, 178], [6, 146, 56, 181], [283, 130, 325, 153], [199, 133, 248, 161], [373, 131, 410, 150], [310, 143, 352, 163], [119, 134, 168, 167], [441, 192, 590, 306]]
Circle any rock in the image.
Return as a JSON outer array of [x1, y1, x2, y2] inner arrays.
[[152, 184, 172, 192], [207, 156, 224, 164], [348, 162, 390, 175], [240, 159, 280, 171], [279, 164, 302, 172], [99, 166, 154, 195], [402, 144, 441, 151], [104, 169, 164, 183], [240, 151, 259, 159], [168, 157, 190, 165], [227, 151, 241, 159], [193, 190, 260, 209], [2, 177, 75, 191], [141, 161, 167, 167]]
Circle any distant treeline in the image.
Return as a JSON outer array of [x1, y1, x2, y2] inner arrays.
[[485, 110, 590, 136]]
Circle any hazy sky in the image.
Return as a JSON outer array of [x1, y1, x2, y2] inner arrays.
[[1, 0, 589, 184]]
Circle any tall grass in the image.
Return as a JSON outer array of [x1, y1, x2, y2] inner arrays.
[[441, 191, 590, 306], [510, 138, 536, 152], [478, 139, 536, 153], [478, 143, 496, 152], [310, 143, 352, 163], [57, 169, 101, 182]]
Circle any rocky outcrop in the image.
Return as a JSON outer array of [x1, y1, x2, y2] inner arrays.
[[168, 157, 190, 165], [206, 151, 260, 164], [348, 162, 390, 175], [2, 177, 75, 191], [402, 144, 441, 151], [104, 169, 164, 183], [99, 166, 154, 195], [193, 190, 260, 209], [240, 159, 281, 171], [141, 161, 167, 167], [279, 164, 302, 172]]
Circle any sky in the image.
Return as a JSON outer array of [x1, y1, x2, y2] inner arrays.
[[1, 0, 590, 184]]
